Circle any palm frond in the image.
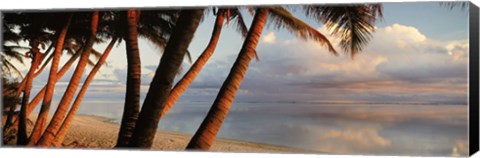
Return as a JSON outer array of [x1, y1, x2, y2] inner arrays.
[[185, 50, 193, 64], [2, 46, 26, 64], [91, 48, 103, 60], [303, 4, 382, 58], [269, 6, 337, 55], [2, 25, 23, 44], [224, 8, 260, 61], [253, 50, 260, 61], [440, 2, 469, 10], [2, 58, 24, 78], [87, 58, 97, 67], [137, 29, 168, 51], [3, 45, 31, 51], [65, 47, 76, 56], [230, 8, 249, 38]]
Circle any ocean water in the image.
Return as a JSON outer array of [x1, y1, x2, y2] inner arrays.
[[75, 100, 468, 156]]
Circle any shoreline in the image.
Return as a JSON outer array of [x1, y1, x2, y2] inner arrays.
[[20, 114, 315, 153], [84, 114, 315, 152], [96, 114, 314, 153]]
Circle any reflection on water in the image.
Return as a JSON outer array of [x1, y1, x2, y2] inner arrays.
[[74, 101, 468, 156]]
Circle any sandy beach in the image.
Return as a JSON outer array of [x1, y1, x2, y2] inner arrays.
[[14, 114, 309, 153]]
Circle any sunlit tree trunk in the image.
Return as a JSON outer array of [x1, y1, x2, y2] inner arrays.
[[27, 14, 73, 145], [36, 11, 99, 146], [15, 44, 54, 98], [51, 38, 116, 147], [116, 9, 142, 147], [25, 46, 83, 117], [3, 43, 53, 134], [17, 38, 43, 145], [186, 8, 269, 150], [6, 49, 81, 136], [158, 9, 226, 122], [126, 9, 204, 148]]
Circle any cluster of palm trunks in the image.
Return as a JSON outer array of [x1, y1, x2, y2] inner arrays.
[[1, 5, 382, 150]]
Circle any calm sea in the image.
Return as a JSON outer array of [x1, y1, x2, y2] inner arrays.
[[71, 100, 467, 156]]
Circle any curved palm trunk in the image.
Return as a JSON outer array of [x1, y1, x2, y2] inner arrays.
[[6, 50, 81, 135], [26, 46, 83, 117], [51, 38, 116, 147], [17, 61, 35, 145], [15, 44, 54, 98], [3, 44, 54, 132], [186, 8, 269, 150], [159, 9, 226, 121], [17, 46, 43, 145], [27, 15, 73, 145], [126, 9, 204, 148], [36, 11, 99, 147], [116, 10, 142, 147]]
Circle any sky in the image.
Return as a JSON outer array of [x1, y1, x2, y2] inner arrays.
[[14, 2, 470, 105]]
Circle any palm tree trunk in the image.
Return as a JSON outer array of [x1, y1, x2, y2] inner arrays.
[[159, 9, 225, 122], [31, 46, 55, 78], [36, 11, 99, 147], [116, 10, 142, 147], [17, 45, 43, 145], [15, 43, 54, 98], [6, 50, 81, 137], [126, 9, 204, 148], [3, 44, 54, 132], [26, 46, 83, 117], [186, 8, 269, 150], [17, 61, 34, 145], [27, 14, 73, 145], [51, 38, 117, 147]]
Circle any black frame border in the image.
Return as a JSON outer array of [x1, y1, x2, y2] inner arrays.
[[469, 1, 479, 156]]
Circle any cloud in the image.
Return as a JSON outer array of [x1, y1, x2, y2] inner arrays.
[[262, 32, 276, 44], [111, 66, 156, 85], [35, 23, 467, 104], [219, 23, 469, 103]]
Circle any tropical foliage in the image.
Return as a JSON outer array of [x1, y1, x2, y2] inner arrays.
[[1, 4, 383, 149]]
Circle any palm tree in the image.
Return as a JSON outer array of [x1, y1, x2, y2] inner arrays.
[[26, 13, 74, 145], [2, 21, 27, 133], [3, 40, 79, 135], [51, 37, 118, 147], [2, 75, 21, 145], [9, 11, 178, 146], [116, 9, 142, 147], [2, 77, 21, 117], [302, 4, 383, 58], [36, 11, 99, 146], [14, 44, 54, 96], [1, 21, 26, 79], [186, 8, 271, 150], [17, 36, 49, 145], [2, 12, 59, 145], [6, 35, 95, 127], [126, 8, 205, 148], [2, 12, 102, 144], [156, 7, 251, 126], [186, 5, 382, 150], [25, 44, 83, 117], [35, 10, 177, 147], [108, 9, 181, 147]]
